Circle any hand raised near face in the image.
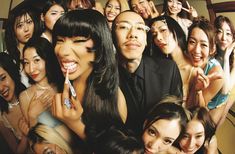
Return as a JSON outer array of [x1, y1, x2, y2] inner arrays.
[[194, 68, 223, 91], [28, 89, 54, 120], [51, 70, 83, 127], [181, 1, 198, 18], [148, 1, 159, 18]]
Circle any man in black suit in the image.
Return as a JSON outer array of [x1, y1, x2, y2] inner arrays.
[[112, 11, 183, 136]]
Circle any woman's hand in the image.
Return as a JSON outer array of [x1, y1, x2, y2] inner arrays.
[[148, 1, 159, 18], [51, 70, 83, 127], [182, 1, 198, 18], [28, 90, 53, 120], [18, 117, 29, 137], [194, 68, 223, 92], [224, 41, 235, 61]]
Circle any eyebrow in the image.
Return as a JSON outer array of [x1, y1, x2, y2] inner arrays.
[[150, 125, 175, 141], [195, 131, 204, 135], [189, 37, 208, 43], [117, 20, 146, 25]]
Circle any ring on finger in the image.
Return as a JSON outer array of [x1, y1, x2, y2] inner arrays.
[[64, 98, 72, 109]]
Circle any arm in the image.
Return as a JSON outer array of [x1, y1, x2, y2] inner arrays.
[[221, 43, 235, 94], [117, 88, 127, 123], [201, 66, 224, 104], [148, 1, 159, 18], [52, 76, 85, 139], [204, 135, 218, 154], [0, 122, 28, 154], [187, 66, 224, 108], [19, 90, 30, 122], [171, 63, 184, 99]]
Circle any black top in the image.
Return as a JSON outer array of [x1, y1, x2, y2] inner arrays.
[[119, 55, 183, 136]]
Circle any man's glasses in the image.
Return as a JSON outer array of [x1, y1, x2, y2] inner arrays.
[[116, 22, 150, 32]]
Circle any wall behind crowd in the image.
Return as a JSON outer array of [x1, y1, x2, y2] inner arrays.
[[1, 0, 234, 22]]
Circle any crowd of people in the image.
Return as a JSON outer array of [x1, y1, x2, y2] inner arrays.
[[0, 0, 234, 153]]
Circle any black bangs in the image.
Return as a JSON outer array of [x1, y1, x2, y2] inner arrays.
[[53, 11, 95, 39]]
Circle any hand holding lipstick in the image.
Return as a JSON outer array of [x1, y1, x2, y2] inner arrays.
[[51, 69, 83, 127]]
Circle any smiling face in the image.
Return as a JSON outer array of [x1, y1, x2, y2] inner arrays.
[[187, 27, 210, 68], [105, 0, 121, 22], [167, 0, 182, 16], [142, 119, 181, 154], [14, 13, 34, 45], [42, 4, 65, 31], [151, 20, 177, 55], [179, 119, 205, 154], [23, 47, 47, 83], [114, 11, 148, 61], [33, 142, 66, 154], [215, 21, 234, 51], [54, 36, 95, 81], [130, 0, 151, 19], [0, 67, 15, 102]]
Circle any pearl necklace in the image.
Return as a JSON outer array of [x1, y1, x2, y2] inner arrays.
[[35, 83, 51, 90], [9, 100, 20, 109]]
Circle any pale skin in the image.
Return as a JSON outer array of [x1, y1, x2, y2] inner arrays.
[[14, 13, 34, 58], [19, 48, 55, 127], [179, 119, 218, 154], [187, 27, 224, 124], [104, 0, 121, 29], [41, 4, 65, 42], [114, 11, 149, 73], [142, 119, 181, 154], [0, 67, 28, 153], [151, 20, 196, 103], [167, 0, 198, 20], [215, 21, 235, 127], [130, 0, 159, 20]]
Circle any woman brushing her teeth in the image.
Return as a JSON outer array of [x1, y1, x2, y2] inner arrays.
[[52, 9, 127, 152]]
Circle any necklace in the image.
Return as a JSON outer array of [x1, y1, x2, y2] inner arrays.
[[9, 100, 20, 109], [35, 83, 51, 90]]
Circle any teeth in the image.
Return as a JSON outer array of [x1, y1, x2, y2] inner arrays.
[[63, 62, 76, 70]]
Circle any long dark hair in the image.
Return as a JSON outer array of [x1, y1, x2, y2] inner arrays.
[[23, 37, 64, 91], [53, 9, 123, 142], [143, 96, 188, 143], [5, 2, 41, 68], [95, 126, 144, 154], [0, 53, 26, 113], [178, 107, 216, 154], [187, 17, 216, 57], [148, 15, 187, 58], [214, 15, 235, 72], [162, 0, 189, 19]]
